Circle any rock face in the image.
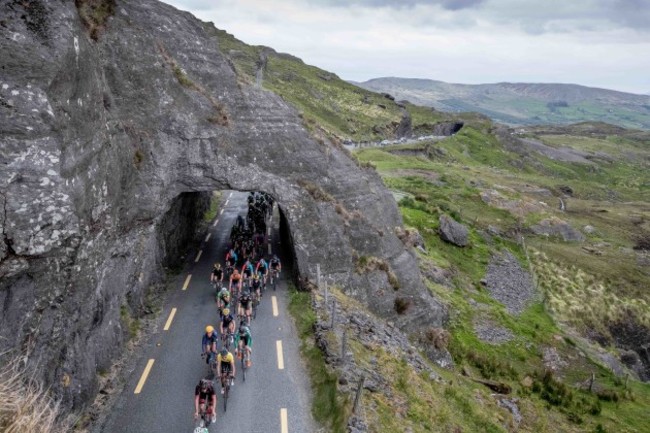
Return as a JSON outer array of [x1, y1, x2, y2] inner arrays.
[[0, 0, 445, 411], [438, 214, 469, 247], [484, 251, 536, 315]]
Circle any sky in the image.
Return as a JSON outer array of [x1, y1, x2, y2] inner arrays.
[[162, 0, 650, 95]]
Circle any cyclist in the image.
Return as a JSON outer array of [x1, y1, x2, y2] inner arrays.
[[216, 348, 236, 394], [238, 288, 253, 325], [241, 258, 254, 289], [250, 273, 262, 301], [216, 286, 231, 317], [255, 256, 269, 288], [229, 268, 243, 297], [194, 378, 217, 424], [269, 254, 281, 286], [220, 307, 236, 342], [235, 323, 253, 367], [210, 263, 223, 288], [225, 248, 238, 272], [202, 326, 219, 367]]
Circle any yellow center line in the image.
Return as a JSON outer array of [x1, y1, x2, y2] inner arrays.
[[195, 250, 203, 263], [213, 218, 219, 227], [182, 274, 192, 291], [225, 199, 229, 206], [205, 233, 211, 242], [219, 209, 224, 215], [134, 359, 155, 394], [272, 296, 279, 317], [229, 192, 233, 198], [163, 308, 177, 331], [280, 408, 288, 433], [276, 340, 284, 370]]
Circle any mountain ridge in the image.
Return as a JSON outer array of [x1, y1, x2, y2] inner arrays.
[[353, 77, 650, 130]]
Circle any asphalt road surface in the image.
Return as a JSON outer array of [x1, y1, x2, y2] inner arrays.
[[99, 191, 316, 433]]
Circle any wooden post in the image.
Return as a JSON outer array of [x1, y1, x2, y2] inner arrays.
[[330, 299, 336, 328], [353, 375, 365, 414], [324, 281, 328, 305], [316, 264, 321, 289], [589, 373, 595, 392], [341, 330, 347, 363]]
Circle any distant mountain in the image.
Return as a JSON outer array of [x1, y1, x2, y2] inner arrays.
[[352, 77, 650, 130]]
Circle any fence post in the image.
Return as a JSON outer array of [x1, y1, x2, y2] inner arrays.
[[589, 373, 595, 392], [353, 375, 365, 414], [324, 281, 328, 305], [341, 329, 347, 363], [330, 299, 336, 328], [317, 263, 321, 289]]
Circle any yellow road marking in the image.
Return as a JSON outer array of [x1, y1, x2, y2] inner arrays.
[[229, 192, 233, 198], [213, 218, 219, 227], [280, 408, 288, 433], [205, 233, 211, 242], [276, 340, 284, 370], [225, 199, 229, 206], [272, 296, 279, 317], [219, 209, 224, 215], [195, 250, 203, 263], [163, 308, 177, 331], [134, 359, 155, 394], [182, 274, 192, 291]]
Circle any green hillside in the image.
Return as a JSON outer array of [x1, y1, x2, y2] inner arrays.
[[206, 24, 650, 433]]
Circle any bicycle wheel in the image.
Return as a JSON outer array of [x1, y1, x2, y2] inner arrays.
[[223, 385, 228, 412], [252, 301, 257, 321], [241, 356, 246, 382]]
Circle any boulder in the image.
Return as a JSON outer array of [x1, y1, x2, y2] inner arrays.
[[438, 215, 469, 247]]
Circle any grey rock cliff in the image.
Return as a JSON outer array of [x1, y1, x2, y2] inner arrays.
[[0, 0, 445, 411]]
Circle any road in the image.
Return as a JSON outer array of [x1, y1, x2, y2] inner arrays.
[[99, 191, 316, 433]]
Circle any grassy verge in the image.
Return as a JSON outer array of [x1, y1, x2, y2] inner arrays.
[[203, 191, 222, 223], [287, 287, 348, 433], [0, 353, 72, 433]]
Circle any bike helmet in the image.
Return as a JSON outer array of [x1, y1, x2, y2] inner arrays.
[[220, 348, 229, 357], [214, 263, 221, 269], [222, 308, 230, 316], [205, 325, 214, 333], [253, 273, 259, 280], [239, 325, 250, 335], [200, 378, 211, 390]]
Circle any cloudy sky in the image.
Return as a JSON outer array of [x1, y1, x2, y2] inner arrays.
[[162, 0, 650, 94]]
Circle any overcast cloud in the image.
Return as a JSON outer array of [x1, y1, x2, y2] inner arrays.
[[162, 0, 650, 94]]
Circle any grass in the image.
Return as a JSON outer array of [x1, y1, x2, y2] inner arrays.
[[353, 118, 650, 431], [0, 353, 71, 433], [287, 287, 348, 433], [203, 24, 462, 142], [203, 191, 222, 223], [75, 0, 115, 41]]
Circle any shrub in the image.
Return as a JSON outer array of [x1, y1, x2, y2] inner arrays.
[[75, 0, 116, 41], [298, 180, 334, 202], [425, 327, 450, 350], [394, 297, 411, 314]]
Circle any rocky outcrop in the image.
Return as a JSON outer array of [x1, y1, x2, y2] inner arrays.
[[483, 251, 536, 315], [438, 214, 469, 247], [0, 0, 445, 411], [531, 218, 585, 242]]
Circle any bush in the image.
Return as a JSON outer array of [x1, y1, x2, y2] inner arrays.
[[394, 297, 411, 314]]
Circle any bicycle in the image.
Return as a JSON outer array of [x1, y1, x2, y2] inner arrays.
[[196, 398, 214, 429], [251, 292, 259, 321], [221, 331, 235, 350], [202, 351, 218, 376], [240, 348, 251, 382], [270, 268, 279, 291], [220, 371, 233, 412]]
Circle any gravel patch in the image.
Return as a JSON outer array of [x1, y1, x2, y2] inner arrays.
[[474, 318, 515, 344], [484, 251, 535, 315]]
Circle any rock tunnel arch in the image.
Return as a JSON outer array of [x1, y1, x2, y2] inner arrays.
[[0, 0, 447, 412]]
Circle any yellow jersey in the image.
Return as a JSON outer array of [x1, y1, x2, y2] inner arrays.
[[217, 352, 235, 364]]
